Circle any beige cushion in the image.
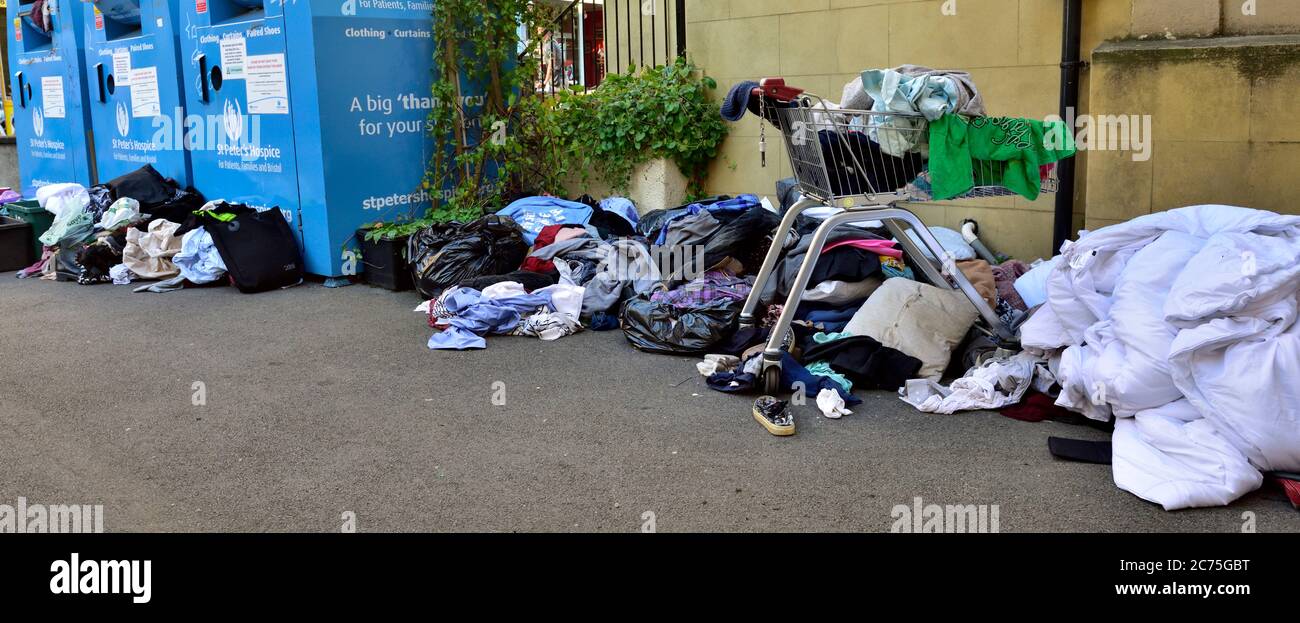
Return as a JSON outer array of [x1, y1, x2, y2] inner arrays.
[[123, 219, 183, 280], [844, 279, 978, 380]]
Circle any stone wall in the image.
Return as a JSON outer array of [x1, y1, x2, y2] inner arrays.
[[1083, 0, 1300, 229]]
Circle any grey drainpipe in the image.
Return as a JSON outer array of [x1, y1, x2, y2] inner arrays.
[[1054, 0, 1084, 254]]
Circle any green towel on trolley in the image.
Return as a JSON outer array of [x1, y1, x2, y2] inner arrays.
[[927, 114, 1076, 201]]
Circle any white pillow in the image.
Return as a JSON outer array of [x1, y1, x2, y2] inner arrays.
[[844, 279, 978, 380], [901, 226, 976, 261]]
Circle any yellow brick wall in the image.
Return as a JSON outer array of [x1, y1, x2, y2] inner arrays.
[[684, 0, 1300, 261]]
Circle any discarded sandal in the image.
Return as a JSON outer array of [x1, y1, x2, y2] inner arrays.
[[752, 396, 794, 436]]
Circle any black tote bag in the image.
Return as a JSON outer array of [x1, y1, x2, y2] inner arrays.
[[206, 207, 305, 293]]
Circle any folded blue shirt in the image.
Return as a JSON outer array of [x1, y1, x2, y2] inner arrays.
[[497, 196, 594, 245]]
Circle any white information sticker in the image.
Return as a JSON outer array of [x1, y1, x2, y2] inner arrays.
[[129, 67, 161, 118], [41, 76, 65, 119], [246, 53, 288, 115], [113, 50, 132, 86], [219, 36, 246, 80]]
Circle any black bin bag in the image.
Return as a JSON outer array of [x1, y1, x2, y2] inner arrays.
[[620, 296, 740, 355], [205, 207, 305, 293], [408, 215, 529, 300], [106, 164, 175, 206]]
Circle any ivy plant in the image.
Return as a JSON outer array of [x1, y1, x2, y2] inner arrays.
[[549, 57, 728, 198]]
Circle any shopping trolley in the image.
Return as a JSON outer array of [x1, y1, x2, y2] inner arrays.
[[738, 78, 1062, 394]]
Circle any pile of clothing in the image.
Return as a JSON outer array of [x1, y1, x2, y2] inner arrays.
[[688, 202, 1018, 418], [620, 194, 945, 421], [412, 193, 790, 352], [421, 282, 585, 350], [619, 194, 780, 353], [860, 65, 986, 157], [12, 164, 303, 294], [412, 194, 648, 350], [14, 165, 204, 285]]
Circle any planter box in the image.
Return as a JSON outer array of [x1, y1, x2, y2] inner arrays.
[[0, 215, 33, 272], [357, 231, 413, 292], [561, 158, 687, 216], [4, 200, 52, 261]]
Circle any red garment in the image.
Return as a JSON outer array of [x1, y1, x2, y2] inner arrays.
[[519, 224, 569, 273], [999, 391, 1073, 423], [30, 0, 51, 32], [1276, 478, 1300, 509]]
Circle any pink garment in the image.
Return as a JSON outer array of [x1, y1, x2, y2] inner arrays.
[[16, 248, 55, 279], [821, 238, 903, 259], [553, 227, 587, 243]]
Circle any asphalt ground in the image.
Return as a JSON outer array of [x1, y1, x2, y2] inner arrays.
[[1, 275, 1295, 532]]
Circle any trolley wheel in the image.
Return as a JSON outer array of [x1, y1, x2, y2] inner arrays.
[[761, 363, 783, 395]]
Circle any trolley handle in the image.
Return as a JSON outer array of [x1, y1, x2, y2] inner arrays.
[[751, 78, 804, 104]]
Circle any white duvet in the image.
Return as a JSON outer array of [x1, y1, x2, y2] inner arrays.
[[1021, 205, 1300, 510]]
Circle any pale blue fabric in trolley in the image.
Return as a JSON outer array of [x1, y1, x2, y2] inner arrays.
[[860, 66, 985, 157], [862, 69, 963, 121]]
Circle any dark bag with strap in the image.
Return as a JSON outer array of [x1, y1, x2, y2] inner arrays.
[[205, 206, 304, 293]]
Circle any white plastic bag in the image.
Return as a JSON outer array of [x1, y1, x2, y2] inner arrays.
[[35, 183, 89, 220]]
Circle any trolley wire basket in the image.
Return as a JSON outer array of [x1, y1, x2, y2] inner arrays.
[[762, 91, 1059, 205]]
